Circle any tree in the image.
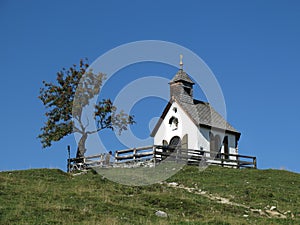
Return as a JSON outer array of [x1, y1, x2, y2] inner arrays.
[[38, 59, 135, 158]]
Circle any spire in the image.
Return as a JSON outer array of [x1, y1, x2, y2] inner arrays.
[[179, 54, 183, 69], [170, 55, 194, 85], [170, 54, 194, 102]]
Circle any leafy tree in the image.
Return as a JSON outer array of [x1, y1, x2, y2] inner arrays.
[[38, 59, 135, 158]]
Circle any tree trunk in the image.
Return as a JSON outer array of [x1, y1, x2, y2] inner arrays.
[[76, 133, 88, 158]]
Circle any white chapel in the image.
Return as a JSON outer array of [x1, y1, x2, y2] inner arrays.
[[150, 57, 241, 161]]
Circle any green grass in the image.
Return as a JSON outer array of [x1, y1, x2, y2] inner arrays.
[[0, 166, 299, 224]]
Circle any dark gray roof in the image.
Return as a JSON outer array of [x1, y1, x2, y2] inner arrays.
[[178, 98, 240, 134], [170, 69, 195, 84], [151, 96, 240, 137], [151, 69, 240, 137]]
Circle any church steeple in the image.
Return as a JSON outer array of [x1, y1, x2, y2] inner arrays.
[[170, 55, 194, 103]]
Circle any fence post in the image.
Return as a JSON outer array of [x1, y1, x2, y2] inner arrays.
[[67, 159, 70, 173], [67, 145, 71, 173], [253, 157, 257, 169], [153, 146, 156, 167], [115, 151, 118, 163], [133, 148, 137, 161], [237, 155, 240, 169]]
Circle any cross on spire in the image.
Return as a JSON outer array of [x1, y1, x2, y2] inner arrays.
[[179, 54, 183, 69]]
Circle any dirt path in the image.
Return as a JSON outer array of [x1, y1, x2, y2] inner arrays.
[[165, 182, 290, 219]]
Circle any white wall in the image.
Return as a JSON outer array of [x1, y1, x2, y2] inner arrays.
[[200, 128, 238, 154], [154, 101, 239, 159], [228, 134, 238, 159], [154, 101, 205, 149]]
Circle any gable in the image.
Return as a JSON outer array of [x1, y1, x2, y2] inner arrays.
[[150, 100, 172, 137], [150, 97, 240, 139]]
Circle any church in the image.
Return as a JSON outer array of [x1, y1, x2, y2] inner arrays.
[[150, 57, 241, 163], [69, 57, 257, 171]]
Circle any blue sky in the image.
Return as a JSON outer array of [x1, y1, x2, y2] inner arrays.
[[1, 0, 300, 173]]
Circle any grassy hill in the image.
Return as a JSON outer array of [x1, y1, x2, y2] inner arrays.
[[0, 166, 299, 224]]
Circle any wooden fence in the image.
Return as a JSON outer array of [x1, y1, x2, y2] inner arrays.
[[67, 153, 108, 172], [68, 145, 256, 172], [153, 146, 257, 169], [114, 145, 154, 162], [114, 145, 256, 168]]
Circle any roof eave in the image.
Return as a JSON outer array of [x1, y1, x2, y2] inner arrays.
[[150, 100, 173, 137], [199, 124, 241, 137]]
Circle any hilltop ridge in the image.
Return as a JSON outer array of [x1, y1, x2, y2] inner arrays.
[[0, 166, 299, 224]]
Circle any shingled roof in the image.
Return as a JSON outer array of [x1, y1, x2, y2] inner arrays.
[[170, 69, 195, 84], [178, 99, 240, 134], [151, 65, 240, 137], [150, 96, 240, 137]]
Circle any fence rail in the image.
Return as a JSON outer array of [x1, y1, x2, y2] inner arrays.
[[67, 153, 108, 172], [68, 145, 256, 172], [114, 145, 154, 162], [114, 145, 256, 168]]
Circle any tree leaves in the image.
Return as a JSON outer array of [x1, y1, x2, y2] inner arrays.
[[38, 59, 135, 157]]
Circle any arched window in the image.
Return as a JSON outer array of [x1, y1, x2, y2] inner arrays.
[[169, 136, 181, 153], [169, 116, 179, 130]]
